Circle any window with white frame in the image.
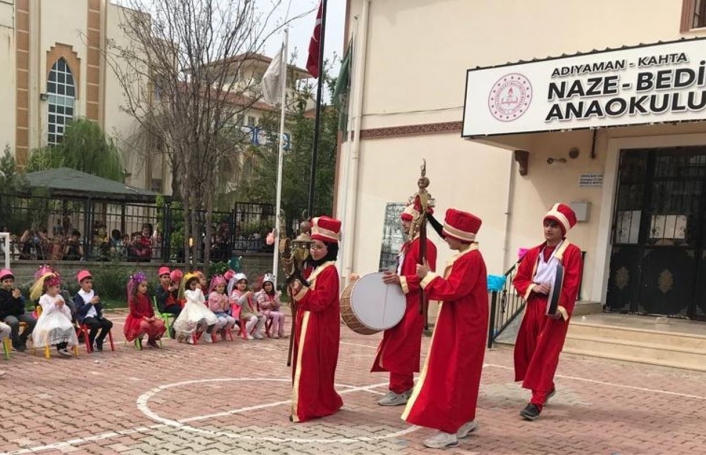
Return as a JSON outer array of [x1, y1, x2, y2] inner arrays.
[[47, 58, 76, 146]]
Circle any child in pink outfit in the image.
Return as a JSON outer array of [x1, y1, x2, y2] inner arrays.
[[207, 275, 236, 339], [256, 274, 286, 339]]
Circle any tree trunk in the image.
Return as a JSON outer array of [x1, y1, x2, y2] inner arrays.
[[204, 199, 213, 276], [182, 196, 191, 269], [190, 195, 200, 268]]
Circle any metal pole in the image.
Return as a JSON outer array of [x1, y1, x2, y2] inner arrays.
[[488, 291, 498, 349], [273, 29, 288, 280], [307, 0, 328, 216]]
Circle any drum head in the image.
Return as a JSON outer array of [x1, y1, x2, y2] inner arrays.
[[349, 272, 406, 331]]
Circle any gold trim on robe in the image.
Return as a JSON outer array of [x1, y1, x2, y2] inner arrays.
[[290, 260, 335, 422]]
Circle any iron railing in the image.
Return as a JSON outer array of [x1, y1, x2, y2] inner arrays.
[[487, 260, 524, 348], [0, 193, 274, 264]]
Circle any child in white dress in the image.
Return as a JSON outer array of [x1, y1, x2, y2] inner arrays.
[[173, 273, 220, 344], [30, 273, 78, 357]]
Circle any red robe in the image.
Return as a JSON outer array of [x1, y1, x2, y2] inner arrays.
[[513, 240, 582, 394], [402, 245, 488, 434], [290, 261, 343, 422], [124, 293, 166, 342], [371, 237, 437, 377]]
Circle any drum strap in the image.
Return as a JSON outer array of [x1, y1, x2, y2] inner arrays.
[[525, 240, 572, 300]]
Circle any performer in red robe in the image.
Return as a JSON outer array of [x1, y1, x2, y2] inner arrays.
[[402, 208, 487, 449], [513, 203, 582, 421], [374, 203, 437, 406], [290, 216, 344, 423]]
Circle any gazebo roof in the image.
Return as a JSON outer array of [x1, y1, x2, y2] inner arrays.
[[24, 168, 160, 203]]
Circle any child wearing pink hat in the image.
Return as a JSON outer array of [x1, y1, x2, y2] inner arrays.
[[207, 275, 236, 340], [73, 270, 113, 351], [0, 268, 34, 352], [30, 272, 78, 357], [156, 267, 181, 338]]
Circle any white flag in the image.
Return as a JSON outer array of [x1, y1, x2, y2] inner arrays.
[[262, 47, 284, 105]]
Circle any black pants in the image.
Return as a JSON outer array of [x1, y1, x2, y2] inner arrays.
[[82, 317, 113, 346], [3, 314, 37, 345], [162, 305, 182, 318], [162, 305, 180, 338]]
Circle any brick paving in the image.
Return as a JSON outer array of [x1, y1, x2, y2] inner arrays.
[[1, 312, 705, 455]]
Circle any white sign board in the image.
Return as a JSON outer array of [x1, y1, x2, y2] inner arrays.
[[463, 38, 706, 136], [579, 173, 603, 187]]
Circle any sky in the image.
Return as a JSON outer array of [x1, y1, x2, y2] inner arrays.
[[260, 0, 346, 74], [114, 0, 347, 75]]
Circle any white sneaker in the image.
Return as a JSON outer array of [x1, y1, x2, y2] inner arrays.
[[254, 333, 264, 340], [58, 348, 72, 357], [377, 390, 411, 406], [187, 337, 195, 345], [202, 333, 212, 343], [457, 420, 479, 439], [246, 334, 254, 340], [423, 431, 458, 449]]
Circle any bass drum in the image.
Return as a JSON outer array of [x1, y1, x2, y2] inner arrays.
[[340, 272, 406, 335]]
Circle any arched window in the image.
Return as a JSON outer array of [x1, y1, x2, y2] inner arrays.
[[47, 58, 76, 146]]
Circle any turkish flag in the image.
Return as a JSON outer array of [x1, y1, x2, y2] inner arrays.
[[306, 1, 323, 79]]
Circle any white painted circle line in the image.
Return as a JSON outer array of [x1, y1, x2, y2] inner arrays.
[[136, 378, 419, 444]]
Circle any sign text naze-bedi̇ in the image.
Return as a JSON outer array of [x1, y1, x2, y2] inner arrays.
[[545, 53, 706, 122]]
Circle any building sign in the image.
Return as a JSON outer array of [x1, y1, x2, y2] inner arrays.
[[240, 126, 291, 150], [463, 38, 706, 136], [579, 173, 603, 187]]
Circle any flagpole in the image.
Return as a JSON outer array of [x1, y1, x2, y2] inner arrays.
[[273, 29, 289, 280], [307, 0, 328, 217]]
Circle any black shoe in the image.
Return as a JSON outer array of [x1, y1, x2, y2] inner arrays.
[[16, 343, 26, 352], [520, 404, 541, 421], [94, 341, 103, 352]]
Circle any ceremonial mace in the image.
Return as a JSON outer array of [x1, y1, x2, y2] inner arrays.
[[407, 160, 435, 332], [279, 211, 312, 367]]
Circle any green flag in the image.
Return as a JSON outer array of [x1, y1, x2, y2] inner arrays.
[[333, 40, 353, 134]]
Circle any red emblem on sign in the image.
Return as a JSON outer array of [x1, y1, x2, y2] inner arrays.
[[488, 73, 532, 122]]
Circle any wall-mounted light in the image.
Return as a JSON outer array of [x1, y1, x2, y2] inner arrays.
[[39, 93, 49, 101], [546, 157, 567, 165]]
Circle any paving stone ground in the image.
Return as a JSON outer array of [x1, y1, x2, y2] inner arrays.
[[1, 311, 705, 455]]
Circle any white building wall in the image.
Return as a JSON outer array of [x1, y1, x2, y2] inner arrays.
[[0, 0, 16, 152], [341, 0, 706, 302]]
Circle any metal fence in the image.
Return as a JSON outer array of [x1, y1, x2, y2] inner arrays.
[[0, 193, 275, 264]]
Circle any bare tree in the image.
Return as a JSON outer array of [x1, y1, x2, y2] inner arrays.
[[106, 0, 284, 270]]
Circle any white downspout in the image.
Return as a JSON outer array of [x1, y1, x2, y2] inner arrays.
[[335, 18, 358, 283], [502, 154, 516, 272], [342, 0, 371, 287]]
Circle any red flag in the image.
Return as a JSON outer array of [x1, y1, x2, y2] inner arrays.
[[306, 1, 323, 79]]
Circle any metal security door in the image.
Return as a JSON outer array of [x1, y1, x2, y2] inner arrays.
[[606, 147, 706, 319]]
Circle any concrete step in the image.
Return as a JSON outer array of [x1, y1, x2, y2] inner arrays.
[[569, 322, 706, 351], [564, 321, 706, 372], [572, 301, 602, 316]]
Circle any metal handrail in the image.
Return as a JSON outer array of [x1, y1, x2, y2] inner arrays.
[[487, 259, 526, 348]]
